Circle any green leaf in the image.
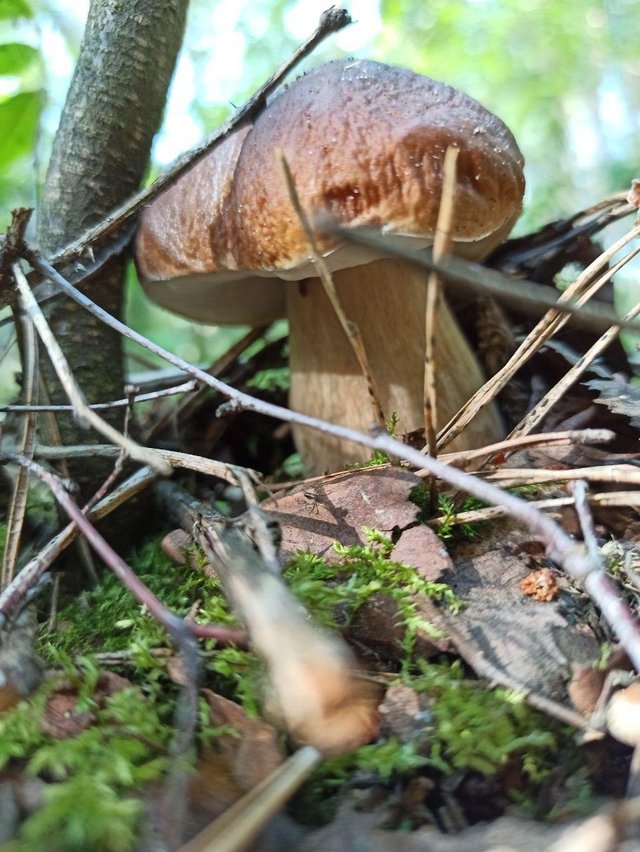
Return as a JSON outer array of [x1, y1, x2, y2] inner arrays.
[[0, 0, 32, 19], [0, 90, 41, 167], [0, 43, 39, 76]]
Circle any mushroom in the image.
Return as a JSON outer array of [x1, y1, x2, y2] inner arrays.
[[136, 59, 525, 473]]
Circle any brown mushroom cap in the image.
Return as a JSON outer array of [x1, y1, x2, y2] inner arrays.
[[136, 58, 525, 324]]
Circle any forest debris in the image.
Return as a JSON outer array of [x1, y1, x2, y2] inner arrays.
[[520, 567, 560, 601], [201, 690, 284, 792], [586, 378, 640, 428], [442, 524, 600, 698], [40, 671, 131, 739], [261, 467, 424, 559]]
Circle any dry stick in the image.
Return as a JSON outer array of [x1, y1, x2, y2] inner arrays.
[[33, 444, 254, 485], [424, 145, 459, 454], [427, 490, 640, 530], [436, 224, 640, 450], [321, 219, 640, 333], [279, 150, 386, 427], [271, 427, 615, 490], [436, 427, 615, 468], [0, 466, 156, 628], [159, 480, 378, 754], [180, 746, 322, 852], [5, 456, 200, 845], [0, 379, 198, 413], [573, 480, 602, 564], [509, 297, 640, 439], [12, 262, 170, 475], [25, 249, 640, 672], [1, 303, 39, 587], [43, 8, 352, 275], [486, 465, 640, 488]]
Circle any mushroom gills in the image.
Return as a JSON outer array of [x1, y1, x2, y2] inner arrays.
[[288, 258, 503, 474]]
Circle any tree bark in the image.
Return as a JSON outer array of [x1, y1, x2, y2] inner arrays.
[[37, 0, 189, 498]]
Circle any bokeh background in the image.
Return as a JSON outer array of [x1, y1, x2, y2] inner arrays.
[[1, 0, 639, 389]]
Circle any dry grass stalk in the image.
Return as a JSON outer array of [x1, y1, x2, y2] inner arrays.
[[1, 306, 38, 588], [423, 145, 460, 454], [436, 222, 640, 450], [509, 296, 640, 438]]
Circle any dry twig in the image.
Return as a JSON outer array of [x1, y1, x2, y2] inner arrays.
[[12, 261, 170, 475], [1, 303, 38, 587], [36, 9, 352, 278], [424, 145, 459, 454]]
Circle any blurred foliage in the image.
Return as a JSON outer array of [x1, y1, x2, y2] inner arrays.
[[0, 0, 638, 372]]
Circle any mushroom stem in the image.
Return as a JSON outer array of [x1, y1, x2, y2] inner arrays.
[[288, 258, 504, 474]]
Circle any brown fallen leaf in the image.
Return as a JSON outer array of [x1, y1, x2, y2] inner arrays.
[[40, 671, 131, 739], [201, 689, 285, 792], [378, 684, 432, 743], [262, 467, 423, 559]]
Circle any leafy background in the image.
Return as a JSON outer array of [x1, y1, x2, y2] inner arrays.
[[1, 0, 639, 389]]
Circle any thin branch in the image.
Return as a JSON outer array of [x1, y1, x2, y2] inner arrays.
[[12, 261, 170, 475], [33, 444, 257, 485], [180, 746, 322, 852], [0, 379, 198, 413], [435, 428, 615, 468], [424, 145, 459, 454], [0, 466, 156, 628], [573, 480, 603, 564], [157, 480, 379, 753], [320, 219, 640, 334], [23, 248, 640, 671], [427, 490, 640, 529], [42, 8, 352, 275], [485, 465, 640, 488], [2, 302, 38, 587]]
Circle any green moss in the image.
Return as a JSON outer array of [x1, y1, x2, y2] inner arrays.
[[284, 528, 462, 659], [406, 660, 556, 779], [0, 673, 172, 851]]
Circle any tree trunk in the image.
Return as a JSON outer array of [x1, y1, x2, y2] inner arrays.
[[37, 0, 189, 499]]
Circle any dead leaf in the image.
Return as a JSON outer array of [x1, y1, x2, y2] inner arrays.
[[520, 568, 560, 602], [201, 689, 285, 791], [587, 378, 640, 428], [378, 684, 432, 743], [40, 671, 131, 739], [262, 468, 423, 559]]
